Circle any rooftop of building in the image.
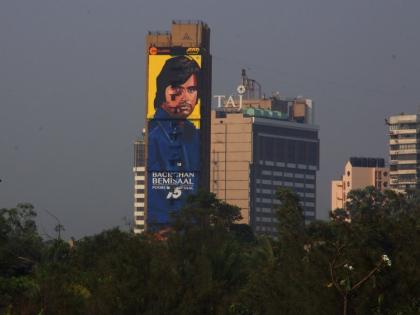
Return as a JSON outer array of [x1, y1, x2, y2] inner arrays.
[[214, 69, 315, 125], [214, 105, 311, 123], [172, 20, 208, 26], [242, 107, 288, 120], [388, 113, 420, 124], [348, 157, 385, 168]]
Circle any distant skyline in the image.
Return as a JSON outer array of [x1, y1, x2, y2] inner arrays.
[[1, 0, 420, 238]]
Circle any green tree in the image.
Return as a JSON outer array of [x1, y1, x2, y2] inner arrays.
[[307, 187, 420, 314], [167, 191, 247, 314], [0, 203, 43, 314], [240, 188, 326, 314]]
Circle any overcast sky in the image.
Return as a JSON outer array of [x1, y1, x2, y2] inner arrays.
[[1, 0, 419, 239]]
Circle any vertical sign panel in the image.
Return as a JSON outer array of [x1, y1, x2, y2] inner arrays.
[[147, 48, 202, 228]]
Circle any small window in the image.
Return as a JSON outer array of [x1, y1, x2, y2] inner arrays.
[[383, 182, 388, 188], [383, 171, 388, 177], [347, 171, 350, 177], [347, 181, 350, 188]]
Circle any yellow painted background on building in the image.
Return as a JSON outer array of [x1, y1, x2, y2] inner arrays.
[[147, 54, 202, 125]]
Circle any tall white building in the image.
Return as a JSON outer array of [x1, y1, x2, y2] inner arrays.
[[133, 136, 146, 233], [388, 113, 420, 192]]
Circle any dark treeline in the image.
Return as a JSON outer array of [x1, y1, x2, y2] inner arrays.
[[0, 188, 419, 315]]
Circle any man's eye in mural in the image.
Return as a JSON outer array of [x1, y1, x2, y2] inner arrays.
[[169, 86, 198, 99]]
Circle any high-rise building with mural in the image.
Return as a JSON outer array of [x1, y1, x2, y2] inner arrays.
[[140, 21, 211, 231]]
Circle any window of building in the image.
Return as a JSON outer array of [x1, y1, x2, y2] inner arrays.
[[262, 207, 272, 213], [391, 154, 420, 161]]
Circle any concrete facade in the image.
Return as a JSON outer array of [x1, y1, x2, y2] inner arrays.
[[388, 114, 420, 192], [331, 157, 389, 211], [133, 137, 146, 233], [211, 97, 319, 236], [211, 111, 253, 224]]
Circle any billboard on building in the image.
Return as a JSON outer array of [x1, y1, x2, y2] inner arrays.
[[146, 47, 202, 227]]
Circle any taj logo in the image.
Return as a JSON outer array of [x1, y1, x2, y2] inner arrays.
[[166, 187, 182, 200], [214, 85, 246, 109]]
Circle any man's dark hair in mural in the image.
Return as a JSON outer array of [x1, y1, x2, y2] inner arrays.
[[153, 56, 201, 119]]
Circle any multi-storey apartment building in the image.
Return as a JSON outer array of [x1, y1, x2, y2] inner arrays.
[[388, 114, 420, 192], [133, 136, 146, 233], [331, 157, 389, 211]]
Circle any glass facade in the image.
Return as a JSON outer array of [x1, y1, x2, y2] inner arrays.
[[250, 121, 319, 236]]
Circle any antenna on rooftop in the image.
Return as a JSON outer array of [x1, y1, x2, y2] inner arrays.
[[241, 69, 262, 99]]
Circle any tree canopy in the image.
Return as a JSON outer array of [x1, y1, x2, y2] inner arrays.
[[0, 188, 419, 314]]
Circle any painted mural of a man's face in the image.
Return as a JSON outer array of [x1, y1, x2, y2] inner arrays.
[[162, 74, 198, 119], [154, 56, 201, 120]]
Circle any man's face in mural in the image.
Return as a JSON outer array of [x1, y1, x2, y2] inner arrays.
[[161, 74, 198, 119]]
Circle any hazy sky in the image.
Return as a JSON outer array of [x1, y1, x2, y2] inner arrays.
[[1, 0, 419, 239]]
